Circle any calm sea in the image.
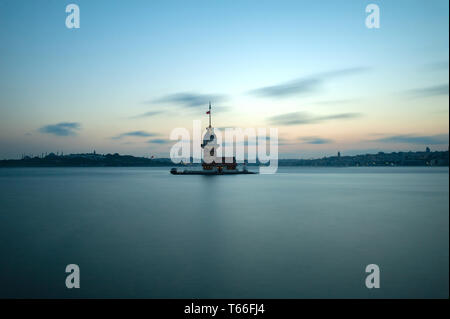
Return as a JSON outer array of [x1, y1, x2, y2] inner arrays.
[[0, 167, 448, 298]]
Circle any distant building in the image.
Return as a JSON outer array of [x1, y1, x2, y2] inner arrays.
[[426, 147, 430, 153]]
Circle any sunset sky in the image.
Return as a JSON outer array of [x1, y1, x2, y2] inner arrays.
[[0, 0, 448, 159]]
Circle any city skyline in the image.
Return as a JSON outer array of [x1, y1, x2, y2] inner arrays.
[[0, 0, 448, 159]]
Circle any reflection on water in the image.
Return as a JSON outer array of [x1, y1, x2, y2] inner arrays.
[[0, 167, 448, 298]]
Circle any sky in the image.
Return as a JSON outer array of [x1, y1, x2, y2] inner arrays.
[[0, 0, 448, 159]]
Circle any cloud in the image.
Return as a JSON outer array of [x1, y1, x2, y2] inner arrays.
[[152, 92, 227, 108], [268, 111, 362, 126], [130, 110, 164, 119], [112, 131, 159, 139], [216, 126, 238, 131], [299, 136, 334, 144], [311, 99, 358, 106], [277, 137, 295, 146], [372, 134, 449, 145], [250, 67, 368, 98], [406, 84, 449, 98], [251, 78, 320, 98], [39, 122, 81, 136], [147, 139, 169, 144]]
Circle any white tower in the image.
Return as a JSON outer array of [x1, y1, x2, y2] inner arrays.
[[201, 102, 219, 165]]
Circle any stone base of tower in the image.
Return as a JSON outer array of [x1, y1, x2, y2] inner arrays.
[[202, 156, 237, 171]]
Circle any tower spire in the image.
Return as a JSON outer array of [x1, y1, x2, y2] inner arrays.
[[208, 101, 211, 128]]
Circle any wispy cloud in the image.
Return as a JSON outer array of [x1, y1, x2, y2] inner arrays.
[[147, 138, 169, 144], [130, 110, 164, 119], [112, 131, 159, 140], [371, 134, 449, 145], [152, 92, 227, 108], [277, 137, 295, 146], [216, 126, 238, 131], [250, 67, 368, 98], [39, 122, 81, 136], [405, 84, 449, 98], [268, 111, 362, 126], [252, 78, 320, 98], [299, 136, 334, 144], [311, 99, 358, 106]]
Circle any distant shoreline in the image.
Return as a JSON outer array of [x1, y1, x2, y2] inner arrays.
[[0, 150, 448, 167]]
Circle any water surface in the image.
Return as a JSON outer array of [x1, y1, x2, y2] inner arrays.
[[0, 167, 448, 298]]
